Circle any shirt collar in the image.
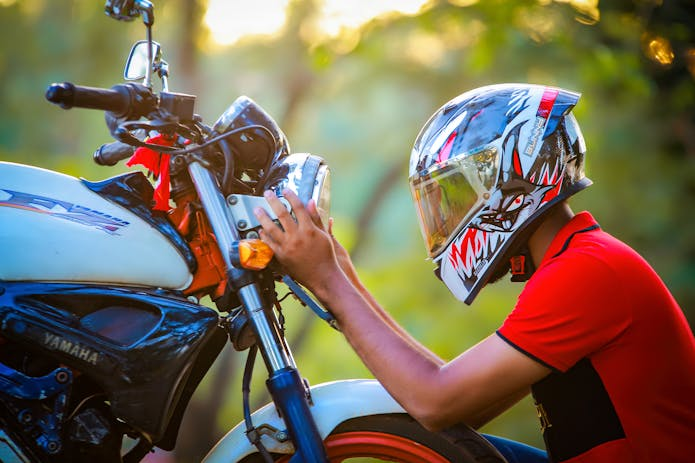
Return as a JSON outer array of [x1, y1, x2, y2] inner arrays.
[[540, 211, 599, 265]]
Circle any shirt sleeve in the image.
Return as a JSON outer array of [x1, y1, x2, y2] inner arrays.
[[498, 250, 632, 372]]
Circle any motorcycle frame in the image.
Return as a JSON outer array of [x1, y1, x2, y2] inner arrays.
[[187, 160, 329, 462]]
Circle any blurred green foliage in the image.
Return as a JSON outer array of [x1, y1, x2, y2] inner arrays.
[[0, 0, 693, 461]]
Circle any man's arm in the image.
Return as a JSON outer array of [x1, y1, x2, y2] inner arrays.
[[328, 223, 445, 366], [327, 281, 548, 430], [255, 190, 550, 431], [464, 386, 531, 430]]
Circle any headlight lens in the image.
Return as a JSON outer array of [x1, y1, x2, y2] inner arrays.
[[312, 164, 331, 226]]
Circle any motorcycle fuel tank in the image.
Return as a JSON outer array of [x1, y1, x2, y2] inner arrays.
[[0, 162, 192, 289]]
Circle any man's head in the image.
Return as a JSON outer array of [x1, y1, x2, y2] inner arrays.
[[409, 84, 591, 304]]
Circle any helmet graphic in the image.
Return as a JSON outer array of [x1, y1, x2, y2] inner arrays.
[[409, 84, 591, 304]]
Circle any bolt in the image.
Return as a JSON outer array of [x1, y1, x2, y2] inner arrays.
[[18, 410, 33, 425], [246, 231, 260, 239], [237, 220, 248, 230], [275, 430, 289, 442], [55, 370, 70, 384], [227, 195, 238, 205], [45, 440, 61, 454]]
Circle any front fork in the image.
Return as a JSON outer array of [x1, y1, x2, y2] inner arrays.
[[187, 161, 328, 462]]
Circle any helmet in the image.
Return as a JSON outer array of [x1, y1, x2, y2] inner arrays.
[[409, 84, 591, 304]]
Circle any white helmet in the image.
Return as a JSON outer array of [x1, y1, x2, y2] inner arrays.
[[409, 84, 591, 304]]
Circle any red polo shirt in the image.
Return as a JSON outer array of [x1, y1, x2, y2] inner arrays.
[[497, 212, 695, 462]]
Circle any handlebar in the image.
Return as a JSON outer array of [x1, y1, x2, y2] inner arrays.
[[46, 82, 130, 114], [93, 141, 136, 166], [45, 82, 156, 119]]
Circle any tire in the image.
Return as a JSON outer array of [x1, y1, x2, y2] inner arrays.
[[240, 413, 507, 462]]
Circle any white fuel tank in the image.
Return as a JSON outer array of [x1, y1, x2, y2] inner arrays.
[[0, 162, 192, 289]]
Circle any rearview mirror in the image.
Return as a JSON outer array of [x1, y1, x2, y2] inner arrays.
[[124, 40, 161, 81]]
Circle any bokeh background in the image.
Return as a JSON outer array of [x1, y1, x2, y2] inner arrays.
[[1, 0, 693, 461]]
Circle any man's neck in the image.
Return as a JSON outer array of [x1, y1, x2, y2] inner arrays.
[[527, 202, 575, 267]]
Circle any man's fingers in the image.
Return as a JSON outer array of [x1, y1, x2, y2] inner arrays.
[[254, 205, 281, 247], [306, 199, 326, 229], [280, 189, 313, 226], [264, 190, 297, 233], [282, 189, 324, 230]]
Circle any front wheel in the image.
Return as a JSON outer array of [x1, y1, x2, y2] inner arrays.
[[241, 413, 507, 462]]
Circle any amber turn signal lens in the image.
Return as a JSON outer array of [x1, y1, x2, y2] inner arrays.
[[237, 239, 274, 270]]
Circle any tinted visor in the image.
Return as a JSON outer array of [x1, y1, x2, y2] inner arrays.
[[410, 146, 499, 256]]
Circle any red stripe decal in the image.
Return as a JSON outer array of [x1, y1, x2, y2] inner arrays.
[[537, 88, 559, 118], [436, 131, 457, 164], [513, 148, 523, 176]]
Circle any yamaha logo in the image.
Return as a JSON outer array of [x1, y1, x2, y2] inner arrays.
[[43, 332, 99, 365]]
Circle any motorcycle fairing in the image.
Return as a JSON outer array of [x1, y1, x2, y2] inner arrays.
[[0, 282, 226, 444]]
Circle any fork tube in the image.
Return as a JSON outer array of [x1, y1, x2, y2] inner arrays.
[[187, 161, 237, 269], [187, 160, 290, 371], [188, 160, 328, 461], [237, 284, 291, 372]]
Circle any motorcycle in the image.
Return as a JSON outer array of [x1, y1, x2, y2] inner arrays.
[[0, 1, 506, 462]]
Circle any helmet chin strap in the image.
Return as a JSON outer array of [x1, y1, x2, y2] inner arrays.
[[510, 245, 536, 282], [431, 244, 537, 286]]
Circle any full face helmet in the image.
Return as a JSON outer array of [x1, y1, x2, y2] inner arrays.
[[409, 84, 591, 304]]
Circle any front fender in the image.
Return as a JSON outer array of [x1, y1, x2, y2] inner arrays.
[[203, 379, 405, 462]]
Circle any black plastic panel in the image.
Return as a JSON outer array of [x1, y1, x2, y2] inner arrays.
[[0, 282, 225, 442], [82, 172, 197, 272]]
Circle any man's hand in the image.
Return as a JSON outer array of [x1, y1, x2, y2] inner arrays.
[[254, 189, 343, 296]]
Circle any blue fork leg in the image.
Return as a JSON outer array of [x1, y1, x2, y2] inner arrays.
[[267, 367, 328, 463]]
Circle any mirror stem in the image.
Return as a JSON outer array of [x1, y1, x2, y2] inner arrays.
[[144, 26, 154, 88]]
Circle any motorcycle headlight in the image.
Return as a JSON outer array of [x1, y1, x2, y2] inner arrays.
[[276, 153, 331, 226]]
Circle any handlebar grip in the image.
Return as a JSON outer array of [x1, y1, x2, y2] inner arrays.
[[46, 82, 131, 116], [93, 141, 136, 166]]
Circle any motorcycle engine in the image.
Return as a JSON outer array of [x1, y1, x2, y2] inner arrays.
[[0, 342, 124, 463]]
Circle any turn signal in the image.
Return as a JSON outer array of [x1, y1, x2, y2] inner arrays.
[[234, 239, 274, 270]]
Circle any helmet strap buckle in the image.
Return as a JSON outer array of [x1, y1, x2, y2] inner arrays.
[[510, 247, 536, 282]]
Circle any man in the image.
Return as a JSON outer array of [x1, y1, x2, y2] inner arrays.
[[254, 84, 695, 462]]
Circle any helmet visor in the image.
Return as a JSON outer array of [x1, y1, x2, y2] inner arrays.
[[410, 146, 499, 256]]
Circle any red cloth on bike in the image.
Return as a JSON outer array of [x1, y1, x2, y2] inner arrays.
[[497, 212, 695, 463], [126, 134, 174, 211]]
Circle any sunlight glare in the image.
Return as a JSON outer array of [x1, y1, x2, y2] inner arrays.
[[554, 0, 600, 24], [318, 0, 427, 37], [204, 0, 290, 46], [646, 35, 675, 65], [204, 0, 430, 47]]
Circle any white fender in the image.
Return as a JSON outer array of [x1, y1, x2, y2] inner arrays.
[[203, 379, 405, 462]]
